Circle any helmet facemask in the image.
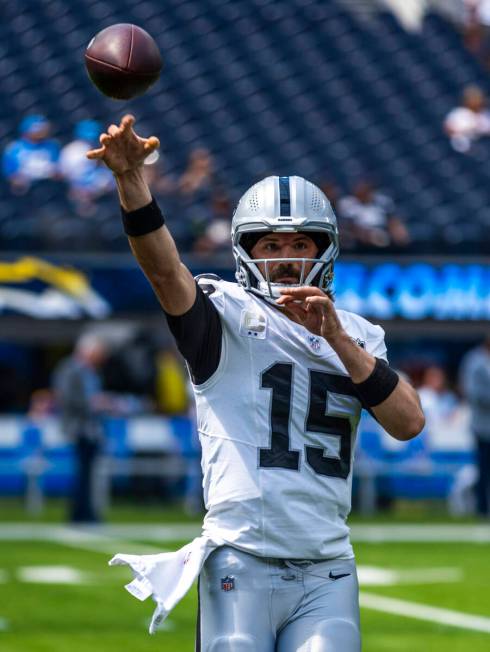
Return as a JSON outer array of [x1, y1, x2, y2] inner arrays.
[[233, 231, 338, 303]]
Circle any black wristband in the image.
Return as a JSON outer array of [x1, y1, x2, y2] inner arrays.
[[121, 196, 165, 237], [354, 357, 399, 408]]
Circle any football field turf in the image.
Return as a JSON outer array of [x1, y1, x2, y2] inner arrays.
[[0, 524, 489, 651]]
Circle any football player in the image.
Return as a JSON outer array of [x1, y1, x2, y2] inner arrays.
[[89, 115, 425, 651]]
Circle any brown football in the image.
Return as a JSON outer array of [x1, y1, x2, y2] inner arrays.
[[85, 24, 162, 100]]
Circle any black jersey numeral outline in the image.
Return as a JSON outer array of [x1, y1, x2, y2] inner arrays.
[[258, 362, 360, 479]]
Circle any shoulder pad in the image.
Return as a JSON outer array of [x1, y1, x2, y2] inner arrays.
[[195, 273, 222, 296], [195, 273, 222, 282]]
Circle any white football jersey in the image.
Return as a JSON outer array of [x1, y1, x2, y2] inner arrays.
[[193, 278, 387, 560]]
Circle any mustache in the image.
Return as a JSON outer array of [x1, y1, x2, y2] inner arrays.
[[269, 264, 301, 283]]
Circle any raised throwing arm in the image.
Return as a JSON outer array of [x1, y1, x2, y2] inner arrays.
[[87, 114, 196, 316]]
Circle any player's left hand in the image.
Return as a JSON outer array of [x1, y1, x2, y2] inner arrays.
[[276, 286, 345, 343]]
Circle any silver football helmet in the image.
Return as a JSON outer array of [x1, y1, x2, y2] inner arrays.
[[232, 175, 339, 302]]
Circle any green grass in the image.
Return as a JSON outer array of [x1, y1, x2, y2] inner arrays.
[[0, 534, 489, 651], [0, 496, 483, 524], [0, 497, 203, 524]]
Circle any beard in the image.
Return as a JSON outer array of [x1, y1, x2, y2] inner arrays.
[[269, 263, 301, 283]]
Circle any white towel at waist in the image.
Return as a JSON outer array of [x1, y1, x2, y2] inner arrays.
[[109, 534, 224, 634]]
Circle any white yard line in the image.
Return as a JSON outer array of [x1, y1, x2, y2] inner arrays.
[[0, 617, 8, 631], [17, 566, 91, 584], [351, 524, 490, 543], [360, 592, 490, 634], [50, 531, 167, 556], [0, 524, 172, 555], [1, 523, 489, 543], [0, 523, 201, 543], [358, 565, 463, 585]]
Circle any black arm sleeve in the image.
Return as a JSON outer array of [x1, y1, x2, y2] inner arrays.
[[164, 282, 222, 385]]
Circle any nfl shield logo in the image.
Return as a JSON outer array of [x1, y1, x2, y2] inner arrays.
[[307, 335, 321, 352], [221, 576, 235, 592]]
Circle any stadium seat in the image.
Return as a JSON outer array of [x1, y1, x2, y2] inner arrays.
[[1, 1, 490, 251]]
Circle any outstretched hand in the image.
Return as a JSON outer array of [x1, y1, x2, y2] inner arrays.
[[276, 286, 344, 343], [86, 114, 160, 175]]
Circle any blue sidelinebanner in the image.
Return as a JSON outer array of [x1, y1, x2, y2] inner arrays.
[[0, 411, 474, 499], [0, 255, 490, 321], [334, 261, 490, 321]]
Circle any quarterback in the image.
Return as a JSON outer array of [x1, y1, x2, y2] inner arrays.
[[88, 115, 425, 651]]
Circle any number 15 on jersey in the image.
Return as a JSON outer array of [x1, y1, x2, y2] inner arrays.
[[259, 362, 360, 479]]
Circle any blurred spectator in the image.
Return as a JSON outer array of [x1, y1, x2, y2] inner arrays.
[[320, 179, 358, 250], [59, 119, 113, 216], [142, 150, 177, 197], [28, 389, 55, 419], [192, 186, 233, 255], [418, 365, 459, 422], [52, 333, 110, 523], [2, 114, 60, 195], [103, 329, 158, 398], [464, 22, 490, 67], [459, 336, 490, 517], [444, 85, 490, 153], [178, 147, 215, 196], [177, 148, 218, 238], [464, 0, 490, 28], [337, 180, 411, 249]]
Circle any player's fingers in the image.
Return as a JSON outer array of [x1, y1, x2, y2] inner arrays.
[[279, 286, 324, 297], [283, 304, 307, 322], [143, 136, 160, 152], [86, 146, 105, 159], [108, 124, 120, 137], [100, 133, 112, 146], [121, 114, 135, 129], [305, 296, 331, 313], [121, 114, 136, 140], [275, 294, 296, 305], [305, 295, 330, 306]]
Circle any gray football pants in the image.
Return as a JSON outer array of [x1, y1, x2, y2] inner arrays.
[[197, 545, 361, 651]]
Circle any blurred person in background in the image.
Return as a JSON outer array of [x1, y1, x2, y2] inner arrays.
[[418, 365, 459, 421], [2, 114, 60, 195], [464, 0, 490, 29], [59, 119, 114, 216], [337, 180, 411, 249], [52, 333, 109, 523], [459, 335, 490, 517], [102, 328, 158, 398], [178, 147, 215, 197], [319, 179, 358, 251], [444, 85, 490, 154], [28, 389, 56, 419], [177, 147, 219, 242], [142, 150, 177, 197], [462, 1, 490, 65], [192, 186, 233, 255]]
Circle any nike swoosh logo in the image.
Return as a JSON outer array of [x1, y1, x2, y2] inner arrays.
[[329, 571, 351, 581]]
